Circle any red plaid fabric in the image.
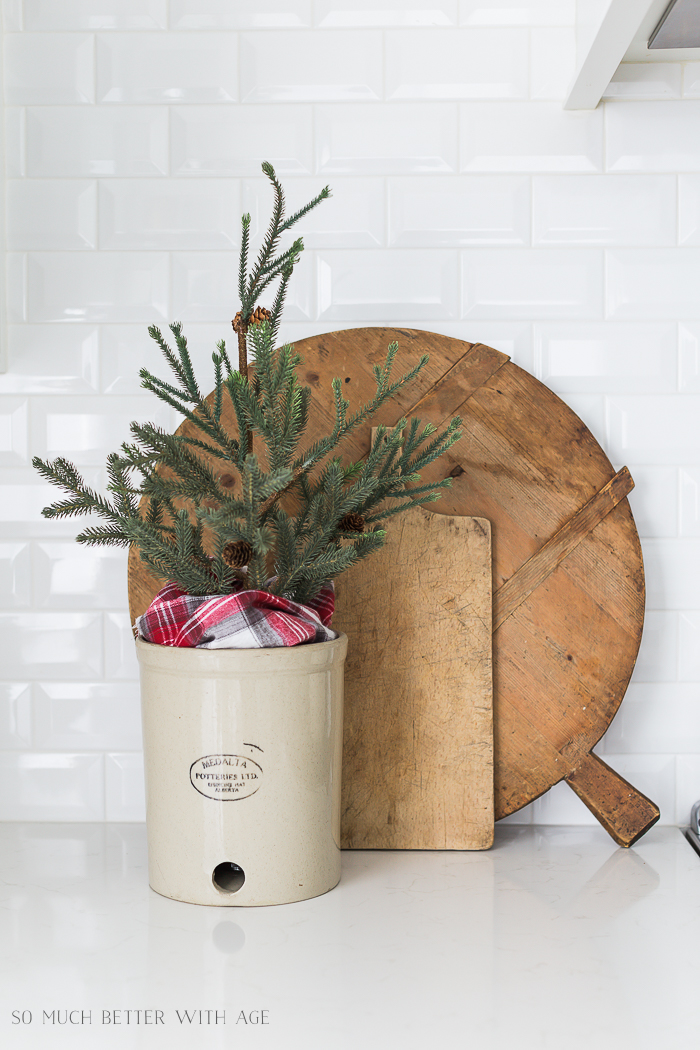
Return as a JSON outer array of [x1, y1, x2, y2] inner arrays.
[[135, 580, 336, 649]]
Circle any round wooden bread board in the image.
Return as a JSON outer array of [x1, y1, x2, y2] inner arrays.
[[128, 328, 659, 848]]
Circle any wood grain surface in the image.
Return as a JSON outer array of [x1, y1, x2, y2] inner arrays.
[[334, 507, 493, 850], [127, 327, 658, 847]]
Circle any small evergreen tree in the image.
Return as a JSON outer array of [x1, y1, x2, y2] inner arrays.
[[33, 164, 462, 606]]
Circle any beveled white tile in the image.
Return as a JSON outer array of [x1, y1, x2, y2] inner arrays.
[[32, 395, 173, 467], [607, 396, 700, 465], [24, 0, 167, 30], [96, 32, 238, 104], [172, 250, 314, 322], [603, 63, 681, 100], [0, 398, 28, 465], [606, 101, 700, 172], [459, 0, 574, 25], [0, 543, 31, 608], [105, 612, 139, 680], [26, 106, 169, 177], [34, 684, 142, 751], [0, 467, 104, 539], [316, 102, 458, 174], [5, 107, 25, 178], [389, 175, 530, 247], [683, 62, 700, 97], [461, 103, 603, 172], [0, 684, 31, 749], [680, 468, 700, 536], [105, 753, 146, 821], [2, 0, 23, 31], [241, 30, 381, 102], [530, 28, 576, 100], [25, 252, 169, 323], [679, 612, 700, 680], [242, 175, 383, 248], [33, 543, 129, 609], [385, 28, 528, 100], [630, 610, 678, 683], [315, 0, 457, 25], [0, 753, 104, 821], [6, 253, 26, 323], [559, 393, 606, 441], [171, 0, 311, 28], [457, 321, 533, 371], [99, 179, 240, 250], [679, 323, 700, 391], [625, 465, 678, 540], [533, 175, 676, 247], [605, 685, 700, 753], [171, 105, 313, 176], [317, 249, 460, 320], [462, 249, 603, 319], [601, 753, 676, 824], [643, 538, 700, 610], [606, 249, 700, 320], [5, 33, 94, 105], [0, 326, 99, 395], [100, 322, 222, 396], [678, 176, 700, 246], [534, 322, 677, 392], [0, 612, 103, 678], [7, 180, 97, 251], [532, 781, 596, 825], [676, 754, 700, 824]]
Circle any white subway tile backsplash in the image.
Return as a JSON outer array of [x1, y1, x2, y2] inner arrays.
[[315, 0, 457, 26], [534, 322, 677, 393], [0, 326, 100, 395], [683, 63, 700, 98], [606, 100, 700, 172], [26, 106, 169, 177], [0, 753, 105, 820], [5, 107, 25, 177], [458, 321, 533, 371], [7, 180, 97, 251], [462, 249, 603, 319], [96, 32, 238, 104], [0, 684, 32, 749], [679, 323, 700, 392], [558, 393, 606, 441], [459, 0, 574, 25], [0, 398, 28, 465], [0, 613, 103, 679], [678, 176, 700, 245], [676, 754, 700, 824], [603, 64, 681, 100], [532, 175, 677, 247], [532, 780, 596, 825], [680, 468, 700, 536], [529, 28, 576, 101], [3, 0, 23, 32], [643, 539, 700, 610], [105, 753, 145, 820], [33, 543, 129, 609], [7, 253, 26, 323], [388, 175, 530, 247], [171, 0, 312, 29], [104, 612, 139, 680], [171, 105, 313, 176], [32, 395, 173, 467], [607, 396, 700, 465], [316, 102, 458, 174], [34, 684, 142, 751], [460, 103, 603, 172], [24, 252, 169, 324], [625, 466, 679, 540], [605, 685, 700, 754], [679, 612, 700, 680], [99, 179, 240, 250], [100, 322, 221, 396], [4, 33, 94, 105], [243, 176, 384, 248], [24, 1, 167, 31], [385, 28, 528, 100], [0, 543, 31, 607], [241, 30, 381, 102], [631, 610, 678, 683], [607, 250, 700, 320], [317, 249, 460, 320]]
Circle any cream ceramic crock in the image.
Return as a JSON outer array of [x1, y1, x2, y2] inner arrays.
[[136, 633, 347, 907]]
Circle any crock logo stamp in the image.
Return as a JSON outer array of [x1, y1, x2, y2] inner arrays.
[[190, 755, 263, 801]]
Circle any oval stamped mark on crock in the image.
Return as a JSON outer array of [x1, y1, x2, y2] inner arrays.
[[189, 754, 263, 801]]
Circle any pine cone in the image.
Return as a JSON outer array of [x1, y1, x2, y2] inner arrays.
[[338, 513, 365, 534], [232, 307, 271, 333], [222, 540, 253, 568]]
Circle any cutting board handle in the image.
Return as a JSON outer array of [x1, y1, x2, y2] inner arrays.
[[565, 753, 660, 847]]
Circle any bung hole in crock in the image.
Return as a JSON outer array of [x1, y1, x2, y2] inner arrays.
[[212, 862, 245, 893]]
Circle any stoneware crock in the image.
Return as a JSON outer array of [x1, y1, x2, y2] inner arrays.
[[136, 633, 347, 907]]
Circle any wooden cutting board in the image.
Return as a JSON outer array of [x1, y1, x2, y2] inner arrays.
[[334, 507, 493, 851]]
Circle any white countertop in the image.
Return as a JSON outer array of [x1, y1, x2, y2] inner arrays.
[[0, 823, 698, 1050]]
